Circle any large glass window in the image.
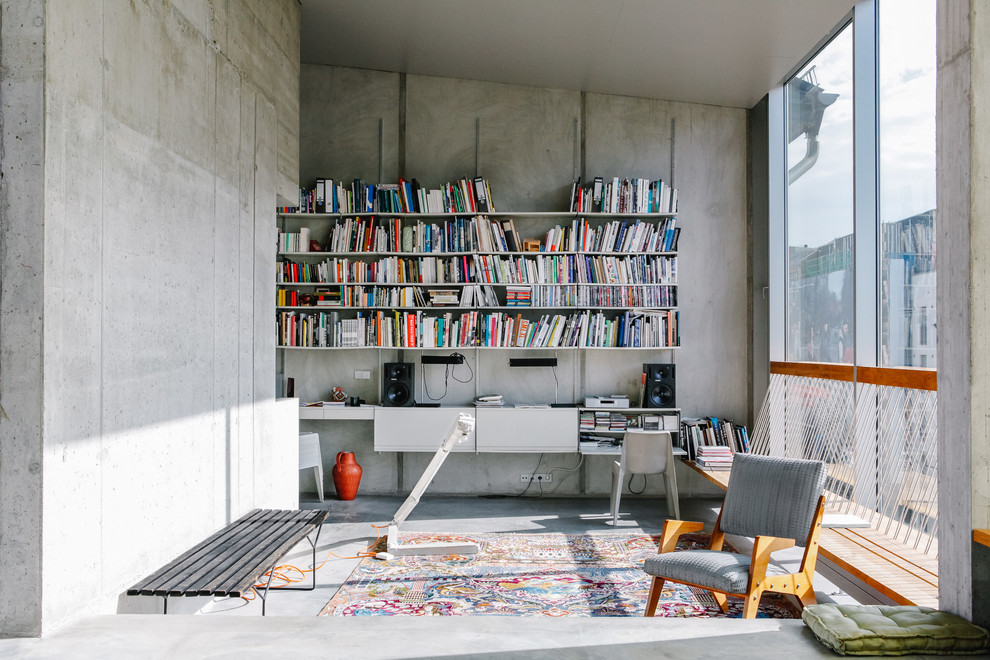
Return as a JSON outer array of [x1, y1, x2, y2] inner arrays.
[[785, 26, 854, 363], [879, 0, 936, 367]]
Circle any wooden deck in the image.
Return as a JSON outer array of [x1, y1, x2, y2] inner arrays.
[[685, 461, 939, 608]]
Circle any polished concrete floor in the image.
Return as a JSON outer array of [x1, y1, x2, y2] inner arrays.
[[0, 494, 958, 659]]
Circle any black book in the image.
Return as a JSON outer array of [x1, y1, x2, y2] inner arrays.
[[473, 176, 490, 212], [591, 177, 604, 212], [411, 178, 423, 213]]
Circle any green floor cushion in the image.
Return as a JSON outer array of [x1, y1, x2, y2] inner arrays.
[[802, 604, 990, 656]]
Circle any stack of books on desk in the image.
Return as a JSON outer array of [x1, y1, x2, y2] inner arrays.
[[579, 433, 621, 453], [696, 446, 734, 470], [474, 394, 504, 407], [609, 413, 629, 431], [579, 411, 595, 431]]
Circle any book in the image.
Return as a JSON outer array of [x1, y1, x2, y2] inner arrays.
[[473, 176, 490, 212], [592, 177, 604, 212]]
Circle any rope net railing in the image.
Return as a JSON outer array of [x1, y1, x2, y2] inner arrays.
[[750, 369, 937, 555]]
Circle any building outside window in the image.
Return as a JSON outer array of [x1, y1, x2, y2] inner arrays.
[[785, 25, 854, 363], [878, 0, 936, 368]]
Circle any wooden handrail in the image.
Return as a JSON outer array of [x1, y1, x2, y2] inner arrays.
[[770, 361, 853, 382], [770, 361, 936, 391]]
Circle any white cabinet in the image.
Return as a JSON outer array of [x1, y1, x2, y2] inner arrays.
[[374, 407, 476, 452], [475, 408, 577, 453]]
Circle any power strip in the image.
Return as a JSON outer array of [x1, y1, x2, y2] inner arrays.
[[520, 473, 552, 483]]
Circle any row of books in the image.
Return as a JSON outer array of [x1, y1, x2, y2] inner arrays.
[[680, 417, 751, 462], [277, 253, 676, 288], [520, 285, 676, 308], [277, 283, 677, 310], [471, 309, 679, 348], [580, 412, 680, 432], [544, 217, 679, 253], [473, 253, 677, 286], [298, 176, 495, 215], [278, 255, 474, 285], [277, 216, 679, 255], [569, 177, 678, 214], [277, 309, 680, 349]]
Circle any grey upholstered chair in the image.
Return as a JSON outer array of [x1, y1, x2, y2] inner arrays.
[[642, 453, 827, 618]]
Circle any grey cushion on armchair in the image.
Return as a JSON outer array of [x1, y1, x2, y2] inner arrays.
[[643, 548, 789, 594]]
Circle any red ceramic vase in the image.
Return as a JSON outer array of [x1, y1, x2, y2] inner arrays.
[[332, 451, 362, 500]]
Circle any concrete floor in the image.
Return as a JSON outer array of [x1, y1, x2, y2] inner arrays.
[[0, 494, 963, 659]]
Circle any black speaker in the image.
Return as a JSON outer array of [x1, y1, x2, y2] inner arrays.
[[382, 362, 414, 407], [642, 363, 676, 408]]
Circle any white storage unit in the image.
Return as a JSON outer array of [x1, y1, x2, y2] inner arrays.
[[475, 407, 578, 453], [374, 407, 477, 452]]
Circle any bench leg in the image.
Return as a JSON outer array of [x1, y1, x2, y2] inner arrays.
[[162, 595, 168, 615], [256, 524, 325, 615]]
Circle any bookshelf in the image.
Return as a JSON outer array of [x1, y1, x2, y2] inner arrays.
[[278, 178, 682, 457], [276, 211, 680, 351]]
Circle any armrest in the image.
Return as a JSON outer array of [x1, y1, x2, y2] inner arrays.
[[747, 535, 796, 587], [659, 519, 705, 554]]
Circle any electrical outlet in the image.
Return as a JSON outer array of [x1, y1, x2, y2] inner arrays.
[[520, 473, 552, 483], [354, 370, 371, 380]]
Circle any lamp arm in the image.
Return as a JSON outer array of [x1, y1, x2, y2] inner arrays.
[[389, 413, 475, 528]]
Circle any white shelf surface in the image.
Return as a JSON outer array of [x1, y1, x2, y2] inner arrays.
[[279, 211, 677, 220]]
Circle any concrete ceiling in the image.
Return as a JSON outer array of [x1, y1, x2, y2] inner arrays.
[[300, 0, 856, 109]]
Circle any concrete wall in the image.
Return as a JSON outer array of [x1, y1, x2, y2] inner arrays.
[[0, 0, 48, 640], [0, 0, 300, 637], [937, 0, 990, 623], [294, 64, 747, 500]]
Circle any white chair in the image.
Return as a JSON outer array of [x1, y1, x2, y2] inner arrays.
[[609, 429, 680, 525], [298, 432, 324, 502]]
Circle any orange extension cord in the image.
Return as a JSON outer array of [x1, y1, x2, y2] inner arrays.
[[240, 523, 388, 603]]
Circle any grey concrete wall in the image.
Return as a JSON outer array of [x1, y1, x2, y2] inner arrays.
[[297, 65, 746, 500], [0, 0, 47, 639], [0, 0, 301, 637], [749, 97, 770, 426], [936, 0, 975, 619]]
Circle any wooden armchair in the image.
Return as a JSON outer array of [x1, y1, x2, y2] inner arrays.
[[642, 453, 827, 618]]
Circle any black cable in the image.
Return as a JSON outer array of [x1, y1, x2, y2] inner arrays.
[[509, 454, 546, 497], [627, 473, 648, 495], [422, 352, 474, 401]]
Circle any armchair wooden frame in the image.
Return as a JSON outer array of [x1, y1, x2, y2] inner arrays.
[[644, 494, 825, 619]]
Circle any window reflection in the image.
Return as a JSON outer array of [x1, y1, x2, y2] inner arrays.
[[879, 0, 936, 368], [786, 25, 854, 363]]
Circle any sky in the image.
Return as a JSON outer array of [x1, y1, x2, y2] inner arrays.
[[786, 0, 935, 250]]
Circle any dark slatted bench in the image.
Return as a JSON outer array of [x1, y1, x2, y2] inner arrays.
[[127, 508, 330, 615]]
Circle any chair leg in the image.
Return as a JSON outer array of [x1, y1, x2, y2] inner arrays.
[[644, 577, 665, 616], [796, 580, 817, 608], [662, 473, 680, 520], [315, 465, 325, 503], [712, 591, 729, 613], [742, 589, 764, 619], [667, 465, 680, 520], [610, 466, 623, 525]]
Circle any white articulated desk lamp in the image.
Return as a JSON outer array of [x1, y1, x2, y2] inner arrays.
[[385, 413, 480, 556]]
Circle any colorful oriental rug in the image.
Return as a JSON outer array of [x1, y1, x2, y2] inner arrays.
[[319, 532, 802, 618]]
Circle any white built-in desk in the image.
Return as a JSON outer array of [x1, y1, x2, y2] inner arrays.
[[299, 405, 578, 453], [299, 405, 375, 420]]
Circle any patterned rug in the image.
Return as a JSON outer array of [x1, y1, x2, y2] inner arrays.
[[319, 532, 803, 618]]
